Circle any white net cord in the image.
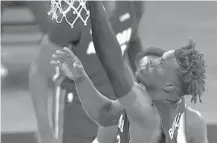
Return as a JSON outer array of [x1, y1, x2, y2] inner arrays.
[[48, 0, 90, 28]]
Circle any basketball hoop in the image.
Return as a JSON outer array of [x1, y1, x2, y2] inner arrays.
[[48, 0, 90, 28]]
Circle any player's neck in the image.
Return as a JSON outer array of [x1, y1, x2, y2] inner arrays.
[[149, 91, 180, 117]]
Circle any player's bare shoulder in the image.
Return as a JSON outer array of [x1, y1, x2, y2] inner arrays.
[[186, 106, 203, 124], [186, 106, 209, 143]]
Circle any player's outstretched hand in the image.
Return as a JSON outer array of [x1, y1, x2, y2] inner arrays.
[[50, 47, 85, 81]]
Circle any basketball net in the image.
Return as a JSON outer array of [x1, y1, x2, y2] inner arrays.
[[48, 0, 90, 28]]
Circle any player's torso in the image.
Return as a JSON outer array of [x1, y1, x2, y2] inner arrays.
[[117, 110, 161, 143], [117, 104, 188, 143], [60, 1, 142, 99], [153, 98, 188, 143]]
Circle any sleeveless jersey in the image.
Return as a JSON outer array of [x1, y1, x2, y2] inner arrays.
[[60, 1, 144, 100], [117, 111, 130, 143], [117, 100, 188, 143]]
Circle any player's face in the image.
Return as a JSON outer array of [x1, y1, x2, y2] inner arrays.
[[136, 50, 180, 96]]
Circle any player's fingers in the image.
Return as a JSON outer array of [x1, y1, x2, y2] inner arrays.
[[54, 50, 69, 60], [52, 53, 65, 63], [63, 47, 77, 58], [56, 49, 69, 56], [50, 60, 61, 68]]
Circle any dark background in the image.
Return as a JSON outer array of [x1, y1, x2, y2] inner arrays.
[[1, 1, 217, 143]]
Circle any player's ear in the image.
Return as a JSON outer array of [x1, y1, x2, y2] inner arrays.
[[164, 83, 175, 93]]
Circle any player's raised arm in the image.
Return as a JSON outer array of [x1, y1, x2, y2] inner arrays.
[[125, 1, 145, 74], [50, 47, 123, 127], [88, 1, 134, 96], [88, 1, 153, 122]]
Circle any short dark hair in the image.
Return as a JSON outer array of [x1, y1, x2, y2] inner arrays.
[[175, 40, 206, 103]]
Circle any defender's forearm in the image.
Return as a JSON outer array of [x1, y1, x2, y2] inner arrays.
[[75, 74, 121, 127], [29, 36, 62, 136], [29, 69, 51, 134], [88, 2, 134, 98], [127, 35, 143, 73], [88, 2, 156, 125], [126, 1, 144, 73]]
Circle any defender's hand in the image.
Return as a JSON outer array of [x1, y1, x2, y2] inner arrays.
[[50, 47, 85, 81]]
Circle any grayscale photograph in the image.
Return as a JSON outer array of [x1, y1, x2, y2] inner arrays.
[[1, 1, 217, 143]]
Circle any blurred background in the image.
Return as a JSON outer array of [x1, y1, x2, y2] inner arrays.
[[1, 1, 217, 143]]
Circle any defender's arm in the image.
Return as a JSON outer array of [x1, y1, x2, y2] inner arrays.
[[29, 36, 60, 138], [126, 1, 145, 73], [88, 1, 154, 123]]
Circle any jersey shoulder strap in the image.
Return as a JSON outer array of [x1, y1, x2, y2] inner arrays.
[[176, 104, 188, 143]]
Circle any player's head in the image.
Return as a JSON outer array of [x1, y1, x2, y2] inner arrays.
[[135, 40, 206, 103]]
